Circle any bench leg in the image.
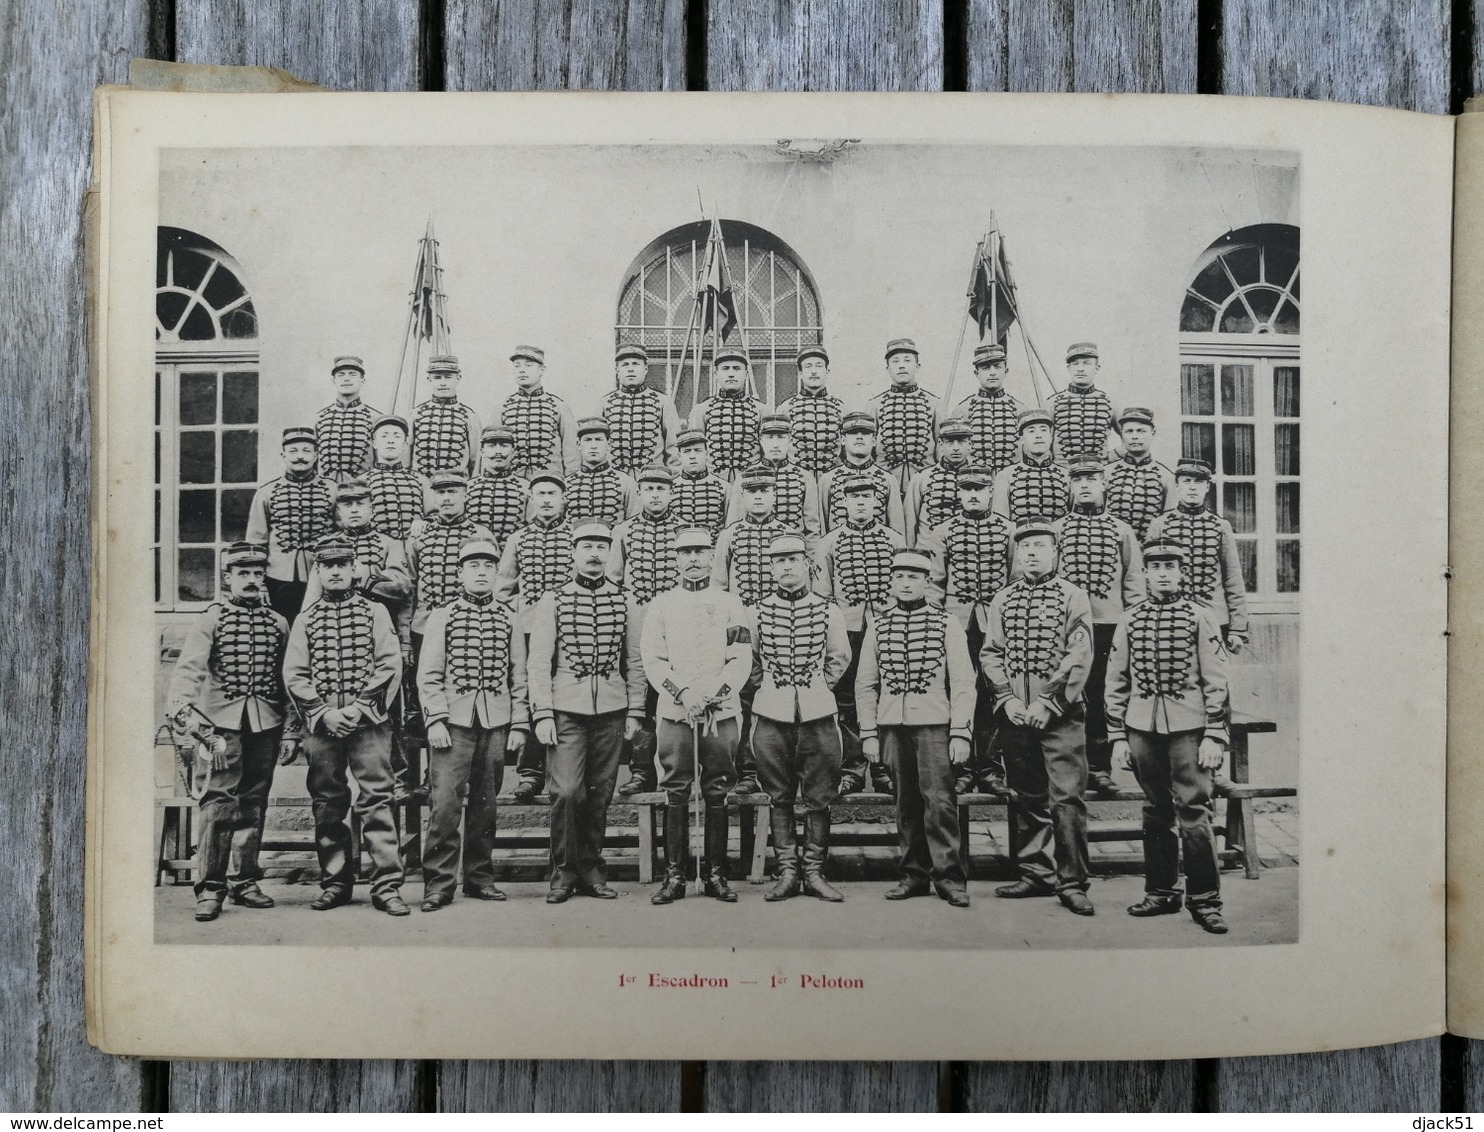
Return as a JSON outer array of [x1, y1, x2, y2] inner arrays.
[[1240, 799, 1262, 879], [636, 803, 655, 884], [958, 803, 970, 879], [750, 803, 770, 884]]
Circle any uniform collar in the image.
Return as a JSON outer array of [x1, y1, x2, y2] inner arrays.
[[743, 513, 776, 526], [1068, 381, 1096, 394], [1120, 451, 1153, 467], [961, 508, 991, 521], [841, 455, 877, 470], [432, 394, 460, 404], [461, 590, 495, 606], [226, 594, 263, 609], [844, 519, 877, 532], [639, 508, 674, 524], [1149, 591, 1184, 605], [938, 456, 967, 472], [374, 461, 407, 473], [775, 584, 810, 602], [435, 513, 468, 528], [1177, 503, 1208, 516], [975, 386, 1008, 399], [514, 386, 546, 398], [284, 468, 317, 484], [321, 586, 355, 603], [342, 522, 375, 537], [1072, 503, 1105, 516], [614, 384, 647, 396], [334, 396, 363, 409], [581, 460, 612, 474], [799, 386, 829, 398], [1023, 570, 1059, 587], [717, 388, 748, 400], [681, 576, 710, 592], [889, 382, 920, 395], [896, 596, 928, 611], [532, 514, 568, 531], [680, 469, 710, 481], [1020, 452, 1054, 468], [573, 571, 607, 591]]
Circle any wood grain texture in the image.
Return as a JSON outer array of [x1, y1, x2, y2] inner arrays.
[[439, 1060, 681, 1111], [175, 0, 423, 90], [704, 1061, 942, 1112], [1218, 1040, 1440, 1112], [169, 1060, 425, 1112], [444, 0, 688, 91], [960, 1060, 1196, 1112], [707, 0, 944, 91], [0, 0, 152, 1112], [1222, 0, 1450, 113], [966, 0, 1197, 92]]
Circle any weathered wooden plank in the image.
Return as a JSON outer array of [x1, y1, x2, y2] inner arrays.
[[967, 0, 1198, 93], [1460, 1038, 1484, 1109], [0, 0, 152, 1112], [439, 1060, 680, 1111], [175, 0, 424, 91], [705, 1061, 941, 1112], [1222, 0, 1450, 113], [1218, 1040, 1440, 1111], [960, 1060, 1196, 1112], [444, 0, 688, 91], [169, 1060, 426, 1112], [707, 0, 944, 91]]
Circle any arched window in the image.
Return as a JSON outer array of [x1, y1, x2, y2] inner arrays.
[[1178, 224, 1299, 608], [155, 228, 262, 611], [615, 221, 823, 414]]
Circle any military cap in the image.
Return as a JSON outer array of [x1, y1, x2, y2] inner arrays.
[[714, 346, 750, 368], [1067, 453, 1106, 478], [796, 344, 830, 365], [1066, 341, 1099, 362], [427, 354, 461, 374], [890, 547, 934, 574], [672, 526, 714, 551], [313, 535, 356, 564], [372, 414, 409, 436], [1142, 539, 1187, 564], [1016, 407, 1055, 434], [572, 519, 613, 544], [459, 539, 501, 564], [766, 533, 808, 558], [615, 342, 649, 363], [938, 417, 973, 441], [529, 471, 566, 491], [576, 416, 611, 437], [973, 343, 1007, 367], [884, 337, 919, 360], [282, 426, 317, 447], [222, 542, 269, 569], [675, 428, 707, 449], [428, 468, 468, 491], [1013, 517, 1060, 543], [955, 464, 994, 490], [331, 355, 365, 374], [481, 425, 516, 444], [759, 414, 792, 435], [637, 465, 675, 485], [335, 477, 372, 503], [840, 472, 878, 496], [840, 411, 877, 434], [738, 468, 777, 492], [1117, 406, 1155, 428], [509, 345, 546, 365], [1174, 458, 1214, 482]]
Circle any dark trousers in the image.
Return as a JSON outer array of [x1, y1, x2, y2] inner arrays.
[[1084, 623, 1118, 776], [732, 689, 758, 781], [517, 632, 547, 789], [398, 633, 428, 793], [626, 687, 660, 779], [656, 716, 738, 806], [193, 725, 280, 898], [1129, 729, 1222, 911], [423, 723, 508, 900], [963, 619, 1004, 786], [882, 725, 965, 892], [1000, 707, 1090, 894], [835, 628, 868, 781], [548, 710, 626, 888], [266, 576, 306, 626], [752, 715, 843, 814], [305, 721, 404, 899]]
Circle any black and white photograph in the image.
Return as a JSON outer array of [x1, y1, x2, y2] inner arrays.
[[147, 132, 1302, 951]]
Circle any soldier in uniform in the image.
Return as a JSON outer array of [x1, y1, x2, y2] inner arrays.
[[466, 425, 532, 554], [608, 465, 685, 797], [728, 414, 822, 552], [315, 355, 381, 483], [904, 417, 974, 544], [500, 345, 578, 480], [367, 415, 431, 548], [495, 473, 575, 801], [919, 465, 1016, 795], [870, 338, 941, 494], [1105, 406, 1175, 542], [302, 478, 412, 617], [411, 355, 481, 478], [1049, 342, 1116, 462], [982, 519, 1096, 916], [640, 527, 753, 905], [166, 542, 295, 922], [283, 535, 407, 916], [417, 539, 528, 911], [813, 472, 904, 797], [1052, 455, 1146, 797], [671, 428, 731, 539], [818, 412, 906, 534], [527, 521, 646, 903], [689, 346, 766, 483], [1145, 459, 1250, 655], [566, 417, 639, 526], [1106, 539, 1232, 934], [246, 426, 337, 625], [992, 407, 1070, 526], [750, 534, 852, 901], [600, 343, 682, 476], [954, 342, 1024, 479], [776, 345, 845, 483], [855, 547, 975, 908]]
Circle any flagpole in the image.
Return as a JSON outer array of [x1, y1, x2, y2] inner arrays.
[[941, 236, 985, 412], [388, 230, 430, 416]]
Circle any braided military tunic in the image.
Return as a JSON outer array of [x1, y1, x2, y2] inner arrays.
[[417, 593, 528, 730], [698, 392, 762, 477], [757, 593, 830, 689], [1153, 506, 1225, 612], [601, 386, 667, 475], [833, 523, 897, 610], [982, 573, 1093, 715], [822, 460, 899, 532], [781, 390, 844, 473], [993, 456, 1070, 525], [315, 398, 378, 481], [1105, 455, 1172, 541], [368, 463, 427, 542], [494, 517, 576, 632], [875, 602, 948, 696], [565, 463, 632, 525], [284, 590, 401, 729], [715, 517, 789, 607], [930, 511, 1013, 625], [466, 470, 529, 551], [168, 598, 289, 732], [612, 511, 683, 607], [757, 459, 810, 532], [1050, 385, 1115, 460], [874, 385, 937, 471], [501, 388, 565, 477], [956, 389, 1023, 476], [1057, 509, 1122, 600], [447, 598, 512, 689], [1001, 577, 1072, 680], [412, 396, 478, 477], [555, 586, 629, 680], [672, 471, 730, 537], [527, 576, 646, 720], [907, 461, 964, 543], [410, 516, 489, 632], [1105, 593, 1229, 742], [247, 473, 336, 582]]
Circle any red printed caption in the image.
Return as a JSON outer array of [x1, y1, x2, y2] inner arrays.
[[618, 972, 865, 989]]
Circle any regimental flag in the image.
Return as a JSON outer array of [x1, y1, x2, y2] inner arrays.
[[409, 220, 451, 353], [700, 217, 739, 342], [967, 230, 1018, 345]]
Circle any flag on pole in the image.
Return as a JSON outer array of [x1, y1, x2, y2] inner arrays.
[[700, 218, 739, 342], [409, 221, 451, 353], [967, 231, 1017, 345]]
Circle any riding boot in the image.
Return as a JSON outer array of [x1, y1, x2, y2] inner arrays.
[[764, 804, 801, 902], [801, 810, 845, 902], [651, 801, 690, 905], [701, 805, 737, 902]]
